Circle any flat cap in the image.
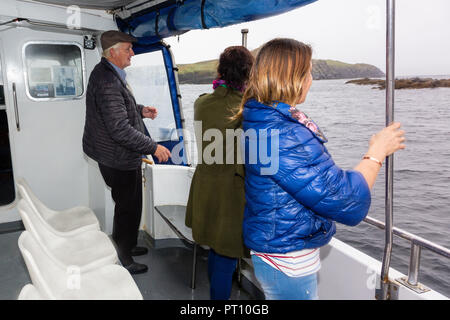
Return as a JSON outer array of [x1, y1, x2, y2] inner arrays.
[[101, 30, 137, 50]]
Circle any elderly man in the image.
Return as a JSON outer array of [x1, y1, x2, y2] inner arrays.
[[83, 30, 171, 274]]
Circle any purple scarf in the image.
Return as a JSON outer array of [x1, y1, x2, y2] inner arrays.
[[213, 79, 245, 93]]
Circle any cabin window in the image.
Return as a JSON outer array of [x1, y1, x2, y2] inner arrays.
[[23, 43, 84, 100], [127, 50, 179, 142], [0, 85, 16, 206]]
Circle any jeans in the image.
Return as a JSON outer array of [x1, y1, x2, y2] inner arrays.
[[208, 249, 238, 300], [251, 255, 318, 300]]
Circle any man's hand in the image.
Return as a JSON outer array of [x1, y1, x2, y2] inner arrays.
[[154, 144, 171, 163], [142, 106, 158, 119]]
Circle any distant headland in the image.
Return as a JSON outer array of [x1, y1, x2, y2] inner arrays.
[[346, 77, 450, 89], [177, 48, 385, 84]]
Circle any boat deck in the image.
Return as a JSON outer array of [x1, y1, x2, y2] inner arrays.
[[0, 230, 254, 300]]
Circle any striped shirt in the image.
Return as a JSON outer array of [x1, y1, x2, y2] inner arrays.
[[251, 248, 321, 278]]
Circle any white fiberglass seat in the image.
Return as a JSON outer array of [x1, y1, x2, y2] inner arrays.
[[149, 164, 195, 207], [18, 284, 44, 300], [18, 199, 117, 272], [18, 231, 143, 300], [147, 164, 196, 244], [16, 177, 99, 236], [146, 164, 199, 288]]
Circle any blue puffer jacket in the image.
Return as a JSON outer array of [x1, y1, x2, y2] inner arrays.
[[242, 99, 371, 253]]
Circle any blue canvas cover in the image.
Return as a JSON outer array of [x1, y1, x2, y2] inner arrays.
[[117, 0, 317, 44]]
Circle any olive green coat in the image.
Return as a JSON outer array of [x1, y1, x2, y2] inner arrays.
[[185, 86, 248, 258]]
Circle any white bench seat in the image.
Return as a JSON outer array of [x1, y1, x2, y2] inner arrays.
[[18, 199, 117, 272], [16, 178, 100, 236], [18, 284, 44, 300], [18, 231, 142, 300]]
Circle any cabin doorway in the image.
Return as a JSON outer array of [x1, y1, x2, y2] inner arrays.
[[0, 84, 15, 206], [0, 27, 96, 221]]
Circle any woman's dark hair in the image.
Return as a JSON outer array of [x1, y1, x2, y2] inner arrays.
[[217, 46, 254, 89]]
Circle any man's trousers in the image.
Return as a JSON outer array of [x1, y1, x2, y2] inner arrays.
[[99, 163, 142, 266]]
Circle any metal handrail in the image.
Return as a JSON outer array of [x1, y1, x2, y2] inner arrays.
[[12, 83, 20, 131], [380, 0, 396, 300], [364, 215, 450, 292], [365, 216, 450, 258]]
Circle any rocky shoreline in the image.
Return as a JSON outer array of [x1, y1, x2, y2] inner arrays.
[[346, 77, 450, 89]]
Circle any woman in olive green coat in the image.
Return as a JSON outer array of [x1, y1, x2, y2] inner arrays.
[[185, 46, 254, 300]]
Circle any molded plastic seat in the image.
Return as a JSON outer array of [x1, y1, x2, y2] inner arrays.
[[18, 231, 143, 300], [18, 284, 44, 300], [148, 164, 196, 240], [149, 164, 195, 206], [148, 164, 244, 288], [16, 177, 100, 236], [18, 199, 117, 272], [147, 164, 198, 288]]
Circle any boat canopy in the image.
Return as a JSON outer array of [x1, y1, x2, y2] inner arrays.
[[30, 0, 136, 10], [115, 0, 318, 46], [31, 0, 318, 46]]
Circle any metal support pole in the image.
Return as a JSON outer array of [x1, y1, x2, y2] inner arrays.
[[407, 243, 421, 286], [191, 243, 197, 289], [241, 28, 248, 48], [379, 0, 396, 300]]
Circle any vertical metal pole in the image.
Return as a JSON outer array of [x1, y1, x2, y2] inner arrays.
[[380, 0, 395, 300], [241, 28, 248, 48], [191, 243, 197, 289], [407, 243, 421, 286], [12, 83, 21, 131]]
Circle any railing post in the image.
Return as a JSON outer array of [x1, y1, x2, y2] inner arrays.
[[397, 241, 430, 293], [241, 28, 248, 48], [379, 0, 396, 300], [407, 242, 421, 286]]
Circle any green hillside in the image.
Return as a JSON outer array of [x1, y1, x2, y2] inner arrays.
[[177, 56, 385, 84], [178, 59, 219, 84]]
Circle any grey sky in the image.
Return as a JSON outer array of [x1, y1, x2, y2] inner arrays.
[[165, 0, 450, 76]]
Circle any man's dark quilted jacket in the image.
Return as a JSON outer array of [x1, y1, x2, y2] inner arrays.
[[83, 58, 157, 170]]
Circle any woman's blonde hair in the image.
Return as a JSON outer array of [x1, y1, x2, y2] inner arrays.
[[234, 38, 312, 120]]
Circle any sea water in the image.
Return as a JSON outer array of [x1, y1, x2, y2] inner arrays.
[[179, 79, 450, 297]]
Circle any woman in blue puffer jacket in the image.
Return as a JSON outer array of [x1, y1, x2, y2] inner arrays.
[[234, 38, 406, 300]]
